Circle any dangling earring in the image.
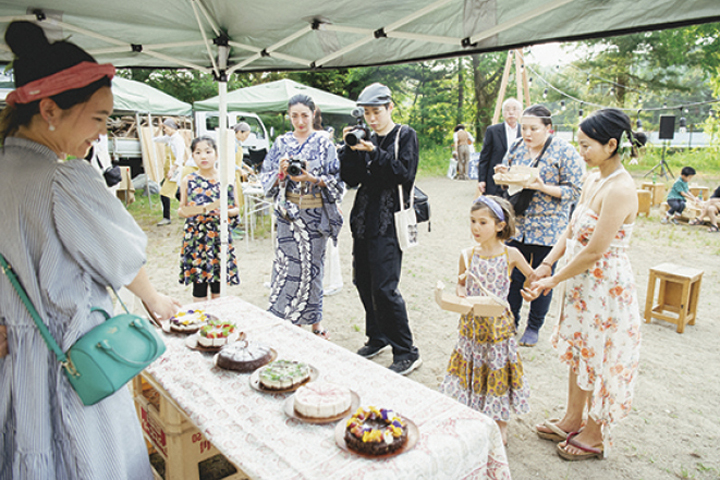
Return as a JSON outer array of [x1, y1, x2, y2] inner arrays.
[[48, 124, 56, 132]]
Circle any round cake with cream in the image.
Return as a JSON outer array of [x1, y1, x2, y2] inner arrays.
[[197, 320, 239, 348], [344, 406, 407, 455], [293, 382, 352, 419], [170, 309, 209, 333], [258, 360, 310, 390], [216, 340, 273, 372]]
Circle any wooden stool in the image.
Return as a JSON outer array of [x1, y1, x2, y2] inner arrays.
[[645, 263, 703, 333], [637, 190, 651, 216], [641, 182, 666, 207], [689, 185, 709, 200]]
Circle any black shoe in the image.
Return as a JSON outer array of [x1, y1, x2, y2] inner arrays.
[[356, 343, 390, 359], [388, 356, 423, 375]]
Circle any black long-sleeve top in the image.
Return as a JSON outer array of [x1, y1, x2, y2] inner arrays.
[[339, 124, 419, 239]]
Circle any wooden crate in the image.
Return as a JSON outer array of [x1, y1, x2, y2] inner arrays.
[[641, 182, 666, 207], [133, 375, 248, 480]]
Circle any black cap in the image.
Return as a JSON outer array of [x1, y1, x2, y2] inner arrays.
[[356, 83, 392, 106]]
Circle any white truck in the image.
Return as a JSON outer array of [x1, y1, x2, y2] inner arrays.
[[108, 111, 270, 175]]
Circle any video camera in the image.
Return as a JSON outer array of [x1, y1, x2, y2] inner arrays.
[[344, 107, 372, 147], [286, 157, 306, 177]]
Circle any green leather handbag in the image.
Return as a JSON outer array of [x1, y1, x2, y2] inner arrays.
[[1, 254, 166, 406]]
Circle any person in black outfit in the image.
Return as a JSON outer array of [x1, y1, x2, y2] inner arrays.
[[477, 98, 522, 196], [338, 83, 422, 376]]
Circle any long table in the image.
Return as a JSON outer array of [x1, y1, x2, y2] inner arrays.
[[145, 296, 511, 480]]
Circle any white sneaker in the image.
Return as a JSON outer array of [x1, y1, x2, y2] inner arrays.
[[156, 218, 171, 226]]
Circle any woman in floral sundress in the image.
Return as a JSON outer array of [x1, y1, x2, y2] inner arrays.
[[178, 136, 240, 302], [440, 195, 533, 445], [525, 109, 646, 460]]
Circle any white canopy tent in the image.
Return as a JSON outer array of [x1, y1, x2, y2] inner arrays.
[[1, 0, 718, 293]]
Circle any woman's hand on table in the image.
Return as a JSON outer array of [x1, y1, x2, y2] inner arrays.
[[0, 326, 7, 358], [145, 293, 182, 321]]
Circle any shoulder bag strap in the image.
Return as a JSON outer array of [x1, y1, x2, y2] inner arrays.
[[394, 124, 414, 210], [0, 253, 67, 363], [531, 135, 554, 168]]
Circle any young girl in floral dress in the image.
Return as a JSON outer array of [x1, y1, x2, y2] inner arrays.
[[440, 196, 533, 445], [178, 136, 240, 301]]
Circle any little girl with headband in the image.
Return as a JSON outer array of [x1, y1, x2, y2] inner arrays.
[[440, 195, 534, 445]]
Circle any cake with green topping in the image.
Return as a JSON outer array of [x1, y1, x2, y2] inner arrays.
[[258, 360, 310, 390]]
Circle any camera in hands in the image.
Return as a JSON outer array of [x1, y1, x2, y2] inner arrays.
[[345, 107, 372, 147], [287, 157, 306, 177]]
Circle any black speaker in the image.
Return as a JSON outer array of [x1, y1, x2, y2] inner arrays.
[[659, 115, 676, 140]]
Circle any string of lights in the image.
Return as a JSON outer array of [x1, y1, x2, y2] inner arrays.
[[525, 64, 720, 131]]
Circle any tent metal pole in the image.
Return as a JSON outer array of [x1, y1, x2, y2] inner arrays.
[[218, 47, 229, 296]]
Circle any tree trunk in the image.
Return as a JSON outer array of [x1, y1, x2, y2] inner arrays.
[[472, 54, 504, 140]]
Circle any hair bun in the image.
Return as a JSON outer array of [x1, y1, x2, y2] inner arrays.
[[5, 21, 50, 58]]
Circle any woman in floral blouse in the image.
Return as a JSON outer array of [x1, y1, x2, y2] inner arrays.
[[494, 104, 583, 347], [525, 108, 644, 460]]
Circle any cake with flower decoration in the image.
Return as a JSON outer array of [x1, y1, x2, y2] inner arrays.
[[258, 360, 310, 390], [197, 320, 239, 348], [216, 340, 273, 372], [169, 309, 209, 333], [344, 406, 407, 455], [293, 382, 352, 419]]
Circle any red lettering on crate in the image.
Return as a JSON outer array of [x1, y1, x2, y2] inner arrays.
[[140, 406, 168, 457], [200, 440, 212, 454]]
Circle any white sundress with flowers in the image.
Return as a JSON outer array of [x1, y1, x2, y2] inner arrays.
[[550, 170, 642, 451]]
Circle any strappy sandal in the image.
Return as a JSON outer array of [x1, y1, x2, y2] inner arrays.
[[688, 218, 702, 226], [536, 419, 570, 442], [313, 329, 330, 340], [708, 225, 719, 233], [557, 432, 604, 461]]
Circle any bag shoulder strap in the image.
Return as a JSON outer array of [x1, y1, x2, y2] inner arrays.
[[394, 124, 415, 210], [0, 253, 67, 363], [510, 135, 553, 168]]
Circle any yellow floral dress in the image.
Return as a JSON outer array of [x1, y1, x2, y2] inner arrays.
[[440, 247, 530, 421], [551, 207, 641, 448]]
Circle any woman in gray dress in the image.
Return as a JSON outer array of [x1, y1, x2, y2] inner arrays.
[[0, 21, 180, 479]]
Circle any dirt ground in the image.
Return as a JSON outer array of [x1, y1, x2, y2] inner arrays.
[[138, 174, 720, 480]]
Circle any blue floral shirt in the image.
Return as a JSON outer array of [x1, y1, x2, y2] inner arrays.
[[503, 136, 583, 246]]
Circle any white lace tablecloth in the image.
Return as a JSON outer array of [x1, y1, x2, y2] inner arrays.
[[145, 296, 511, 480]]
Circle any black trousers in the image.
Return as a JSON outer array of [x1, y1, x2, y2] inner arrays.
[[507, 239, 554, 333], [352, 235, 418, 362], [161, 195, 171, 219]]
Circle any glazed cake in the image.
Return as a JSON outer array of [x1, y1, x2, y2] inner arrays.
[[170, 309, 209, 333], [258, 360, 310, 390], [216, 340, 273, 372], [197, 320, 239, 348], [344, 406, 407, 455], [293, 382, 352, 419]]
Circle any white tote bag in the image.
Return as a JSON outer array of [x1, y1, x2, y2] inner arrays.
[[395, 184, 419, 251], [392, 125, 419, 251]]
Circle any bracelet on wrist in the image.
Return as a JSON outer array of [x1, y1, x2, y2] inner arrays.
[[540, 260, 553, 268]]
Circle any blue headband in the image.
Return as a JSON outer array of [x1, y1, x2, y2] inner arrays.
[[473, 196, 505, 222]]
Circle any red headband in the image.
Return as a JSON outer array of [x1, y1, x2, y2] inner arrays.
[[6, 61, 115, 107]]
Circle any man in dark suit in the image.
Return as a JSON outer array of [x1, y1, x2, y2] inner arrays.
[[477, 98, 522, 196]]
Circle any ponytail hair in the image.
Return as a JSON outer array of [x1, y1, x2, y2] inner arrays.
[[580, 108, 647, 158]]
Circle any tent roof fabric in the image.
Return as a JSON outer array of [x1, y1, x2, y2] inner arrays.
[[0, 1, 717, 75], [194, 79, 356, 114], [112, 77, 192, 115]]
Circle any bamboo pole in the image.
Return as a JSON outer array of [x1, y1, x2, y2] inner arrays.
[[492, 51, 514, 125]]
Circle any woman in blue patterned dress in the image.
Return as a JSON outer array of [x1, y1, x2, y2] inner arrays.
[[494, 104, 584, 347], [261, 94, 344, 338], [178, 136, 240, 302]]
